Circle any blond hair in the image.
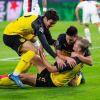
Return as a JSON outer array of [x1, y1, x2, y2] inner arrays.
[[78, 37, 91, 52]]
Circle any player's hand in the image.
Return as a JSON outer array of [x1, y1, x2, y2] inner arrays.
[[55, 56, 66, 69], [39, 49, 48, 65], [66, 57, 76, 68], [37, 46, 42, 54]]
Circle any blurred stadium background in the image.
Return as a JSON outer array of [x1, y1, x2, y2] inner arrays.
[[0, 0, 100, 100], [0, 0, 100, 21]]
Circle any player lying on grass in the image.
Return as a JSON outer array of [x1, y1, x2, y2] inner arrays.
[[0, 37, 92, 87], [55, 26, 92, 85]]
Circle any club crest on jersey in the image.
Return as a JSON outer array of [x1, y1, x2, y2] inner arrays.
[[39, 27, 44, 33]]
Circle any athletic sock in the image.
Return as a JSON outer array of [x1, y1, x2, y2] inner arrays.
[[98, 26, 100, 33], [84, 28, 91, 43], [13, 50, 35, 76], [75, 74, 82, 86]]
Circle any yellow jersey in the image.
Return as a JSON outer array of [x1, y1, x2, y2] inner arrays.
[[4, 15, 38, 40], [51, 63, 83, 86]]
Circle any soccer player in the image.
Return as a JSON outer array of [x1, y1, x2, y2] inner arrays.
[[55, 26, 92, 85], [23, 0, 47, 15], [75, 0, 100, 43], [3, 9, 65, 87], [15, 37, 92, 87]]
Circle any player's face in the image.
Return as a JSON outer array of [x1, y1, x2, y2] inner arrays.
[[66, 35, 77, 45], [73, 40, 81, 52], [44, 17, 56, 29]]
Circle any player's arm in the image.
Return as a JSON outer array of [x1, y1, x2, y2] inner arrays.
[[32, 19, 65, 67], [71, 52, 92, 66], [78, 49, 92, 66], [56, 50, 68, 61], [38, 33, 66, 68], [96, 4, 100, 8], [42, 0, 47, 13], [77, 55, 92, 66], [55, 38, 76, 67], [31, 18, 56, 58], [55, 37, 67, 61], [37, 32, 57, 58], [37, 29, 65, 67], [39, 50, 58, 72], [40, 50, 79, 73], [75, 7, 81, 23], [45, 31, 56, 46]]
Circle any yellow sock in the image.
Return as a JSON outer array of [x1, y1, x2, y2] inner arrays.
[[22, 62, 32, 73], [13, 50, 35, 75], [75, 74, 82, 86], [0, 77, 14, 86]]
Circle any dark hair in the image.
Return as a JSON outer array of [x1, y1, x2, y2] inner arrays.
[[44, 9, 59, 21], [66, 26, 78, 36]]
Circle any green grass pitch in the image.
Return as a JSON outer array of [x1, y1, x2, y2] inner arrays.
[[0, 21, 100, 100]]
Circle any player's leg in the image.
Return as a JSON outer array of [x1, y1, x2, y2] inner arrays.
[[68, 71, 85, 86], [31, 5, 41, 15], [31, 55, 46, 73], [19, 57, 47, 87], [0, 55, 45, 87], [83, 13, 91, 43], [20, 73, 37, 86], [0, 75, 14, 86], [84, 24, 91, 43], [9, 41, 37, 87], [91, 13, 100, 33]]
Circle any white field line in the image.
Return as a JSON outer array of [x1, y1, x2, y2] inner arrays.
[[0, 57, 100, 64], [0, 46, 100, 62], [0, 57, 20, 61], [90, 46, 100, 50]]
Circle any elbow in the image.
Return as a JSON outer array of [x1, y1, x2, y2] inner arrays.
[[90, 60, 93, 66]]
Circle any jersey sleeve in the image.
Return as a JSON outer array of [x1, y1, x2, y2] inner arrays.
[[31, 17, 44, 36], [44, 30, 56, 45], [55, 34, 65, 50], [37, 33, 57, 58]]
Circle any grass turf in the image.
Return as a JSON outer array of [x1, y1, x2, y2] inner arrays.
[[0, 21, 100, 100]]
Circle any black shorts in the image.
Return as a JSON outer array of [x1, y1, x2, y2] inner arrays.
[[36, 68, 56, 87], [3, 34, 26, 55]]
